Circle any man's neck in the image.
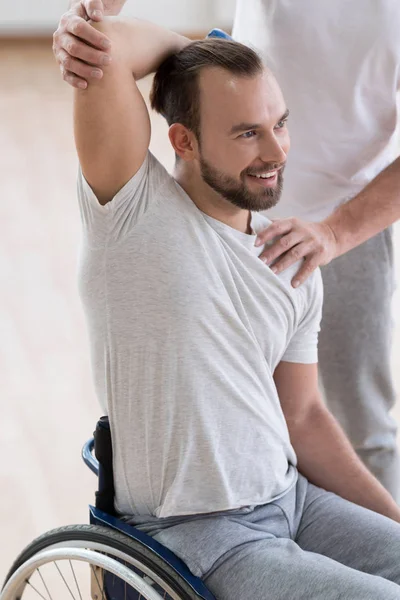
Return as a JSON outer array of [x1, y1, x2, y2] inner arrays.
[[173, 163, 252, 234]]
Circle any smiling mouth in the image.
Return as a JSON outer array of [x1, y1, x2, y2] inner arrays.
[[248, 171, 277, 179], [247, 170, 279, 187]]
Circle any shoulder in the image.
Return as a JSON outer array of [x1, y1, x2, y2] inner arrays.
[[251, 212, 323, 301], [301, 267, 323, 318], [147, 152, 174, 187], [129, 150, 176, 203], [306, 267, 323, 292]]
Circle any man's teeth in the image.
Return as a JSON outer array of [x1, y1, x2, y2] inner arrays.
[[252, 172, 276, 179]]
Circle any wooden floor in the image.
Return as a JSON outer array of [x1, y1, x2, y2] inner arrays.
[[0, 40, 399, 581]]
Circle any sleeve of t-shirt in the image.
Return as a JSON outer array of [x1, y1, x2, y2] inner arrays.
[[281, 268, 324, 364], [77, 151, 171, 246]]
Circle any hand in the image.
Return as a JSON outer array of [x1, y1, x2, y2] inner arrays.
[[53, 1, 113, 90], [255, 218, 338, 287]]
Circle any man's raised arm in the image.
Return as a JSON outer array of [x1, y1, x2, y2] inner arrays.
[[73, 18, 189, 205]]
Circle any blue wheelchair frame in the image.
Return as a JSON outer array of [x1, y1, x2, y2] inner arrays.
[[82, 437, 216, 600]]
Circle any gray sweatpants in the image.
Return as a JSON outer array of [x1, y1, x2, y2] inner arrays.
[[129, 474, 400, 599], [319, 228, 399, 501]]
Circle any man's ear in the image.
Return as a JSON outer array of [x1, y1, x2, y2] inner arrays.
[[168, 123, 198, 161]]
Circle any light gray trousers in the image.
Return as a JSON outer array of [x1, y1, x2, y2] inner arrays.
[[319, 228, 399, 501], [129, 473, 400, 599]]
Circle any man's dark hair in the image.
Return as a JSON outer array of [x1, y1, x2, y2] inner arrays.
[[150, 39, 264, 140]]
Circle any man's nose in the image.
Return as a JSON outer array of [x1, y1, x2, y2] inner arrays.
[[259, 134, 287, 166]]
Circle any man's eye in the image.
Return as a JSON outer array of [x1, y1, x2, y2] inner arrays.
[[241, 130, 257, 139], [275, 119, 288, 130]]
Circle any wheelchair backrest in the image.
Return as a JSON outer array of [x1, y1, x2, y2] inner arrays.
[[94, 416, 117, 516]]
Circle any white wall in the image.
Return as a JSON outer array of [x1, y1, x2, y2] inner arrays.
[[0, 0, 235, 35], [213, 0, 236, 27], [0, 0, 68, 33]]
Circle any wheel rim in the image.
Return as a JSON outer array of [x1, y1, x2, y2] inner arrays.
[[1, 547, 168, 600], [19, 540, 182, 600]]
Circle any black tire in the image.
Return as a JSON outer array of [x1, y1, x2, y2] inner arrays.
[[2, 524, 201, 600]]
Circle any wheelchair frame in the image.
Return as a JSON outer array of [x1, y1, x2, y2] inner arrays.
[[1, 427, 216, 600], [83, 438, 215, 600]]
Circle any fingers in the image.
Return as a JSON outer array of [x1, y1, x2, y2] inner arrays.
[[61, 32, 111, 66], [255, 219, 294, 246], [289, 255, 320, 288], [259, 230, 306, 265], [255, 217, 333, 286], [269, 241, 314, 275], [53, 6, 112, 88], [266, 243, 319, 288], [55, 31, 111, 86], [59, 49, 103, 88], [83, 0, 105, 20], [53, 1, 111, 90], [65, 15, 111, 51], [61, 66, 88, 89]]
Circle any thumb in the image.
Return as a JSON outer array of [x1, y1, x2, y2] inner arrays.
[[83, 0, 105, 20]]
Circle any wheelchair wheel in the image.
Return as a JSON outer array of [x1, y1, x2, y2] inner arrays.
[[1, 524, 202, 600]]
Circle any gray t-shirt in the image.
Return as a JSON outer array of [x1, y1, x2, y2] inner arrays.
[[77, 152, 323, 518]]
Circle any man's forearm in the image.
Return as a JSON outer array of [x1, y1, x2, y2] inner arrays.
[[324, 155, 400, 256], [291, 404, 400, 522], [68, 0, 128, 16], [95, 17, 190, 81]]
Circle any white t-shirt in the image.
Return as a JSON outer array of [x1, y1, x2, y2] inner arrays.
[[233, 0, 400, 221], [77, 152, 323, 518]]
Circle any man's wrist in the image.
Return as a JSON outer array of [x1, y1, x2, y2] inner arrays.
[[322, 209, 353, 259]]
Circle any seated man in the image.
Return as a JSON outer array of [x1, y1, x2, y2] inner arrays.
[[68, 12, 400, 600]]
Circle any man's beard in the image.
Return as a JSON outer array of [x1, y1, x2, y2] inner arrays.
[[199, 155, 284, 212]]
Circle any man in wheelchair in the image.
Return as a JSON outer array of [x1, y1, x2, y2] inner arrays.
[[55, 4, 400, 599]]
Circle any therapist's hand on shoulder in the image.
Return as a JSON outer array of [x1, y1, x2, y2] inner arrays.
[[255, 218, 338, 287], [53, 0, 116, 89]]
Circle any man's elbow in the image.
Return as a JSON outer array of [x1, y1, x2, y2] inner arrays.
[[90, 17, 130, 58], [285, 398, 327, 436]]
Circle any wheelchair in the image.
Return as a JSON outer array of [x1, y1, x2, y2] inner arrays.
[[1, 417, 216, 600]]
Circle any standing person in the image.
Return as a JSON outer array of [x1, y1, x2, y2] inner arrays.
[[233, 0, 400, 500]]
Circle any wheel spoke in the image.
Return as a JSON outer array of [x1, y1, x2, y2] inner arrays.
[[37, 568, 53, 600], [54, 562, 77, 600], [26, 577, 52, 600], [5, 528, 179, 600], [68, 560, 83, 600]]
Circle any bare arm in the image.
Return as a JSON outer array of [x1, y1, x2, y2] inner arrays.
[[256, 157, 400, 287], [74, 17, 189, 205], [324, 155, 400, 253], [274, 361, 400, 522]]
